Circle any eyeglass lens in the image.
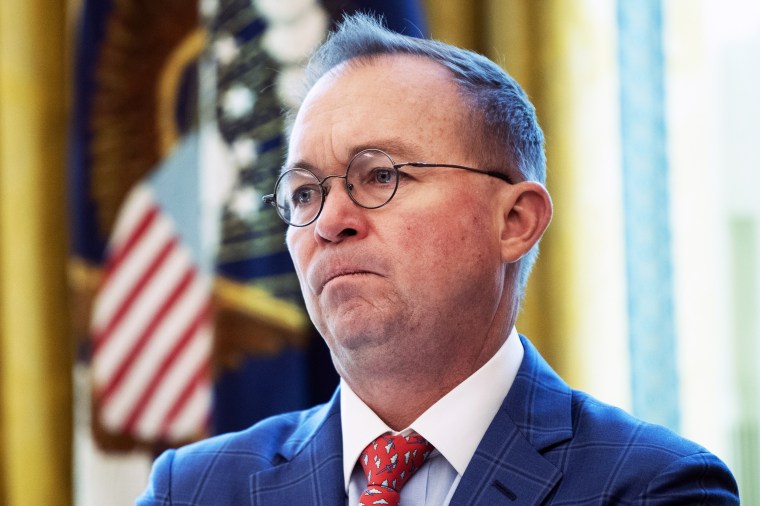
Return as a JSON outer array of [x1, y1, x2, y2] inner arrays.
[[274, 149, 399, 226]]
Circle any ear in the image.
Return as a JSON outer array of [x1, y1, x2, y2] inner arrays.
[[498, 181, 553, 263]]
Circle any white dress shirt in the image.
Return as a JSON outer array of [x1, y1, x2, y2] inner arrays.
[[341, 328, 524, 505]]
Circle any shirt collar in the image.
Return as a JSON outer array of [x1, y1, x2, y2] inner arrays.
[[340, 328, 524, 491]]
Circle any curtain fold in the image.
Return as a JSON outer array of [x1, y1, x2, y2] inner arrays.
[[0, 1, 72, 505]]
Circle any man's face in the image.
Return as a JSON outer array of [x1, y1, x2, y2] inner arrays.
[[285, 56, 511, 380]]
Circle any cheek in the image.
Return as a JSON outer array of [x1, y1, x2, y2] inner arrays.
[[286, 231, 311, 290], [286, 235, 328, 328], [402, 203, 500, 286], [394, 209, 484, 273]]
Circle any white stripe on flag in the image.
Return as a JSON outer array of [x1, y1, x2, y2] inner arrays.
[[107, 184, 154, 249], [93, 245, 192, 383], [100, 273, 209, 424], [165, 374, 212, 441], [92, 179, 212, 442], [91, 205, 174, 332], [132, 323, 211, 439]]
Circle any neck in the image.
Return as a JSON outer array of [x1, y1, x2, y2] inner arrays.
[[346, 373, 463, 431], [339, 321, 515, 431], [336, 285, 520, 430]]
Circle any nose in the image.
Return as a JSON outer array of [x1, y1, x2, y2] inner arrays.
[[313, 175, 366, 243]]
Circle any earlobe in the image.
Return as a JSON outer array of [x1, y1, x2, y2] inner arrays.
[[499, 182, 553, 263]]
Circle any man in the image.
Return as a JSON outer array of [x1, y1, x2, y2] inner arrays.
[[138, 14, 739, 505]]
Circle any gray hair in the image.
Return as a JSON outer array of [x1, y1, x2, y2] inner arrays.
[[299, 13, 547, 300]]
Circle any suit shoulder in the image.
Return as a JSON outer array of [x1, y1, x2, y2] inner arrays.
[[174, 402, 329, 467], [553, 390, 739, 502], [137, 402, 331, 505], [569, 389, 701, 457]]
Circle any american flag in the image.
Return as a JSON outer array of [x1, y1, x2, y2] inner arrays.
[[90, 139, 213, 444]]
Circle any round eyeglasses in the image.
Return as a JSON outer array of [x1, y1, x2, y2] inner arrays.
[[262, 148, 514, 227]]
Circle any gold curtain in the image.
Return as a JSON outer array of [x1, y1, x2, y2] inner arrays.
[[0, 0, 72, 504]]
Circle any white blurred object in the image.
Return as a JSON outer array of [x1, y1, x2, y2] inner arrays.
[[276, 66, 307, 109], [261, 2, 329, 64], [254, 0, 316, 22]]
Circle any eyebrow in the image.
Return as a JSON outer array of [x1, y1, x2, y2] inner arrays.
[[284, 137, 426, 175]]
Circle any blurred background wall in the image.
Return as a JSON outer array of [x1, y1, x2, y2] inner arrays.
[[0, 0, 758, 504]]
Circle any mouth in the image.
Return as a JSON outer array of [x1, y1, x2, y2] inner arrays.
[[308, 255, 388, 295], [322, 270, 375, 290]]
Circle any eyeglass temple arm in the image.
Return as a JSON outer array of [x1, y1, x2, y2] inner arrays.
[[397, 162, 514, 184], [262, 194, 289, 213]]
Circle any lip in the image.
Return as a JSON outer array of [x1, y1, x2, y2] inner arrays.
[[323, 270, 375, 289], [309, 259, 383, 295]]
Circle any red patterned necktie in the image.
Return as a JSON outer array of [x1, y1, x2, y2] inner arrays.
[[358, 432, 434, 506]]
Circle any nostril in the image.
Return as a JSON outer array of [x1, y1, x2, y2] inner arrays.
[[339, 228, 358, 237]]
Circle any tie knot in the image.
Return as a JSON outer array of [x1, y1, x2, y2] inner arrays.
[[358, 433, 433, 506]]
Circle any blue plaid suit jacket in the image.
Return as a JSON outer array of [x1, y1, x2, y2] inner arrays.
[[138, 336, 739, 505]]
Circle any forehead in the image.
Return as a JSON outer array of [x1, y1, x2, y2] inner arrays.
[[287, 55, 472, 168]]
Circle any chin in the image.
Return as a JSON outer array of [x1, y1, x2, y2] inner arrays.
[[312, 293, 407, 349], [322, 317, 395, 355]]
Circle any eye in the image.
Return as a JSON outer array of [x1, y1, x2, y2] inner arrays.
[[368, 167, 394, 185], [291, 185, 319, 207]]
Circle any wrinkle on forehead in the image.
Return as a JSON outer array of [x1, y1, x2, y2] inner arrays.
[[285, 136, 428, 174], [287, 54, 474, 172]]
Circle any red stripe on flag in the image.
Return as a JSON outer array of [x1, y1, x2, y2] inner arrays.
[[98, 266, 197, 405], [91, 184, 212, 443], [93, 235, 178, 353], [122, 301, 211, 433], [101, 205, 159, 284], [159, 355, 210, 439]]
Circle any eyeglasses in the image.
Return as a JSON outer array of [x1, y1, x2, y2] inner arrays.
[[262, 148, 513, 227]]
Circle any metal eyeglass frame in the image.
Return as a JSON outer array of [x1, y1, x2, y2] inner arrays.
[[262, 148, 514, 227]]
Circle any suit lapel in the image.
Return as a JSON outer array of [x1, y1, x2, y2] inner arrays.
[[250, 337, 573, 505], [450, 336, 573, 505], [250, 389, 346, 506]]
